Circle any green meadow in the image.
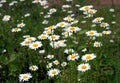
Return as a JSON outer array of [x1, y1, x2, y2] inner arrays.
[[0, 0, 120, 83]]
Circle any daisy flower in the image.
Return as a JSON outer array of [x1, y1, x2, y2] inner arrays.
[[47, 55, 54, 59], [49, 35, 60, 41], [29, 41, 42, 50], [47, 68, 60, 77], [61, 62, 67, 67], [32, 0, 40, 3], [86, 30, 97, 36], [102, 30, 111, 35], [100, 22, 109, 28], [29, 65, 38, 71], [38, 34, 48, 40], [64, 26, 81, 33], [46, 63, 53, 68], [81, 53, 96, 62], [92, 17, 104, 23], [19, 73, 32, 82], [64, 49, 74, 54], [77, 63, 90, 72], [53, 60, 59, 65], [25, 37, 36, 42], [11, 28, 21, 32], [79, 5, 93, 11], [2, 15, 11, 22], [67, 53, 79, 61], [17, 23, 26, 28], [20, 41, 30, 46], [93, 41, 102, 47], [63, 16, 74, 22], [56, 22, 70, 28]]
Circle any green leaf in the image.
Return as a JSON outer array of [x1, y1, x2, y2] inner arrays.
[[79, 29, 88, 34]]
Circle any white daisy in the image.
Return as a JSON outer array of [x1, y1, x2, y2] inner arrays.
[[81, 53, 96, 62], [92, 17, 104, 23], [53, 60, 59, 65], [2, 15, 11, 22], [47, 69, 60, 77], [93, 41, 102, 47], [49, 35, 60, 41], [29, 65, 38, 71], [38, 34, 48, 40], [11, 28, 21, 32], [67, 53, 79, 61], [77, 63, 90, 72], [86, 30, 97, 36], [29, 41, 42, 50], [19, 73, 32, 82]]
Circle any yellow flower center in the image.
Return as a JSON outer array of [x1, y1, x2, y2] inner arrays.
[[84, 6, 89, 10], [66, 17, 72, 21], [70, 55, 76, 59], [51, 35, 56, 39], [101, 23, 106, 26], [48, 26, 54, 29], [27, 38, 32, 41], [33, 43, 38, 47], [60, 23, 65, 26], [69, 27, 75, 31], [95, 43, 99, 46], [81, 65, 87, 69], [52, 71, 57, 75], [14, 28, 19, 31], [24, 41, 29, 44], [41, 35, 47, 39], [89, 32, 94, 35], [86, 55, 91, 60], [23, 75, 28, 79], [96, 18, 101, 21]]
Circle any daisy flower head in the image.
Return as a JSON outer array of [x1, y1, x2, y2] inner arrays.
[[67, 53, 79, 61], [64, 49, 74, 54], [11, 28, 21, 32], [29, 65, 38, 71], [19, 73, 32, 82], [25, 37, 36, 42], [32, 0, 40, 4], [53, 60, 59, 65], [49, 35, 60, 41], [56, 22, 70, 28], [2, 15, 11, 22], [82, 53, 96, 62], [63, 16, 74, 22], [100, 22, 109, 28], [61, 62, 67, 67], [88, 9, 97, 14], [38, 34, 48, 40], [47, 68, 60, 77], [43, 29, 53, 35], [29, 41, 42, 50], [39, 49, 45, 54], [64, 26, 81, 33], [86, 30, 97, 37], [93, 41, 102, 47], [79, 5, 93, 11], [48, 25, 57, 30], [17, 22, 26, 28], [62, 31, 73, 38], [46, 63, 53, 68], [77, 63, 90, 72], [102, 30, 111, 35], [20, 41, 31, 46], [92, 17, 104, 23], [47, 55, 54, 59]]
